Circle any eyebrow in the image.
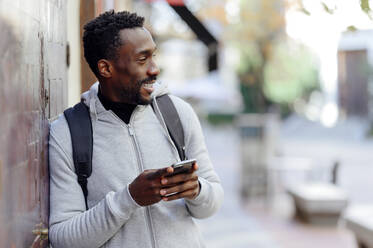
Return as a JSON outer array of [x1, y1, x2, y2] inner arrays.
[[136, 46, 157, 56]]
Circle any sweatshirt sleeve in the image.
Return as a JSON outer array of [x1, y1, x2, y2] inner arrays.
[[48, 118, 141, 248], [171, 97, 224, 219]]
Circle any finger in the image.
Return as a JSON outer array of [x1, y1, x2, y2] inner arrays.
[[160, 180, 197, 196], [162, 188, 199, 201], [161, 172, 198, 186], [192, 162, 198, 172], [147, 166, 174, 179]]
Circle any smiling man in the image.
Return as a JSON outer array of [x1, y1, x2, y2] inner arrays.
[[48, 10, 223, 248]]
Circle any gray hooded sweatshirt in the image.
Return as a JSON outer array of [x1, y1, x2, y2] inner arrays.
[[49, 81, 224, 248]]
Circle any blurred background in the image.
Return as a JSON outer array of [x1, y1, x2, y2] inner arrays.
[[1, 0, 373, 247]]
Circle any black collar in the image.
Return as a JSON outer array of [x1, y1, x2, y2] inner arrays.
[[97, 88, 136, 124]]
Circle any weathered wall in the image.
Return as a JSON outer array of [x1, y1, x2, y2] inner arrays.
[[0, 0, 67, 247]]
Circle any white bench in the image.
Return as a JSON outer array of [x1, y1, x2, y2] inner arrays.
[[344, 205, 373, 248], [288, 183, 348, 225]]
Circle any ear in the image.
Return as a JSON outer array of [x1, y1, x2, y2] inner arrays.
[[97, 59, 113, 78]]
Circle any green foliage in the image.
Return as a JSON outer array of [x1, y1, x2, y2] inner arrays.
[[239, 79, 268, 113], [347, 25, 358, 32], [299, 0, 373, 20], [232, 0, 371, 116], [237, 43, 271, 113], [207, 113, 236, 126], [236, 42, 263, 76], [231, 0, 321, 115], [361, 0, 372, 15], [321, 2, 336, 14], [263, 40, 320, 104], [299, 7, 311, 16]]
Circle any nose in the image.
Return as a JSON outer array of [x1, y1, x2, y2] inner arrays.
[[147, 60, 160, 77]]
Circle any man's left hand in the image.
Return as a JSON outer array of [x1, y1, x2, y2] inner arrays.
[[160, 163, 200, 201]]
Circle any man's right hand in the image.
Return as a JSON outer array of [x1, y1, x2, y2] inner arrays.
[[129, 166, 174, 206]]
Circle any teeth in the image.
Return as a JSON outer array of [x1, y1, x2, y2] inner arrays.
[[143, 83, 153, 88]]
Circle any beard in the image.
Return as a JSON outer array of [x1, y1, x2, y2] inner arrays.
[[118, 75, 157, 105]]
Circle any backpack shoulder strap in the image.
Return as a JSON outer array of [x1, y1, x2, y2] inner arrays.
[[152, 94, 186, 161], [63, 101, 93, 210]]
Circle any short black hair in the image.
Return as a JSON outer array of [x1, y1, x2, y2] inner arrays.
[[83, 10, 145, 76]]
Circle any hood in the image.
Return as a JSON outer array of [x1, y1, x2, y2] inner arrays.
[[80, 80, 170, 116]]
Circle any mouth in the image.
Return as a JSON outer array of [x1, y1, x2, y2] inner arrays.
[[142, 80, 155, 94], [143, 82, 154, 89]]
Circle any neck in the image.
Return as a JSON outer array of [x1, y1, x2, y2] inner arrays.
[[98, 82, 121, 103], [98, 86, 136, 107]]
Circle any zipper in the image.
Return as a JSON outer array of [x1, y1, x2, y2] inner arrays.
[[128, 122, 157, 248]]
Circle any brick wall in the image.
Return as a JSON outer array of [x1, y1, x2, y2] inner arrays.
[[0, 0, 67, 247]]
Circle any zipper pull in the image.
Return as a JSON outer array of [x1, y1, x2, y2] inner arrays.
[[128, 125, 134, 136]]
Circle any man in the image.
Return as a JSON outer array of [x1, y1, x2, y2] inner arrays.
[[49, 10, 223, 248]]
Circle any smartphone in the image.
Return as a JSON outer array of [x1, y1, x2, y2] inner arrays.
[[171, 159, 197, 175]]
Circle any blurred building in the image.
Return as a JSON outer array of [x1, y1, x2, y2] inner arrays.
[[139, 0, 241, 114], [338, 30, 373, 118], [286, 1, 373, 126]]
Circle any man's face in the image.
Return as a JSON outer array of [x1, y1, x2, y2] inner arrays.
[[110, 27, 159, 105]]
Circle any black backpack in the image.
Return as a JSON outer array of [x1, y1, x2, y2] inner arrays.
[[63, 94, 186, 209]]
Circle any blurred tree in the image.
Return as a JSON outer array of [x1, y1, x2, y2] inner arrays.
[[263, 40, 320, 104], [230, 0, 287, 113], [292, 0, 372, 30], [229, 0, 372, 114]]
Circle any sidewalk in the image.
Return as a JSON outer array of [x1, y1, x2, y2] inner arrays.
[[197, 115, 372, 248], [197, 123, 279, 248]]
